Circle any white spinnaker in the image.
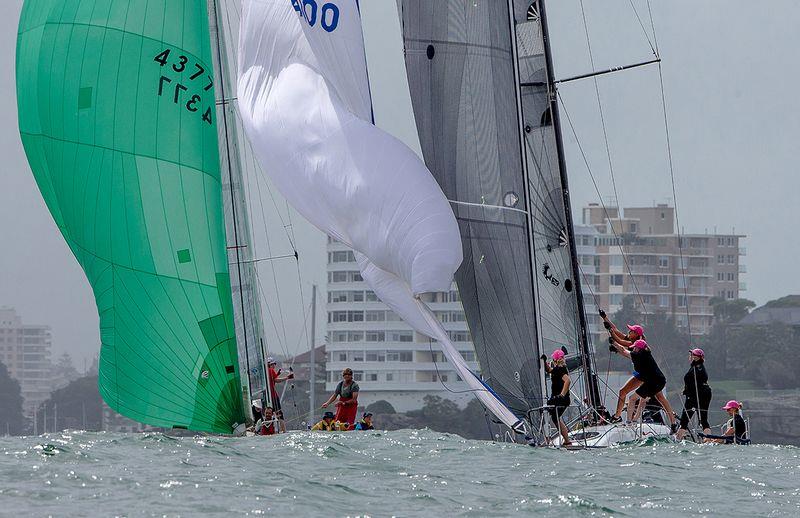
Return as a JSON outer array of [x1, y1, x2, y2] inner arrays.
[[237, 0, 524, 432]]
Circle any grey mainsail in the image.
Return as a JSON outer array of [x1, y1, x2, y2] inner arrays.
[[397, 0, 600, 421]]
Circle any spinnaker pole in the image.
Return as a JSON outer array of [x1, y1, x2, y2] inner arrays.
[[537, 0, 602, 411]]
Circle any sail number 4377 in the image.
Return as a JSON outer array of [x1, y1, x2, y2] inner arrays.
[[153, 49, 214, 126]]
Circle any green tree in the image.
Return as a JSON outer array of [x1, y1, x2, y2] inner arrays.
[[709, 297, 756, 324], [407, 395, 462, 433], [0, 361, 25, 435], [764, 295, 800, 308], [36, 375, 103, 432], [366, 400, 396, 415]]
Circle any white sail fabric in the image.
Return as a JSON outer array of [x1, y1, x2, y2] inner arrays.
[[237, 0, 524, 432]]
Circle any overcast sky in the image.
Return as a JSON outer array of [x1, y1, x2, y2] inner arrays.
[[1, 0, 798, 367]]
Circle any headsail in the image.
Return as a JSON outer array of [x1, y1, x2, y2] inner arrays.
[[238, 0, 524, 431], [17, 0, 244, 432]]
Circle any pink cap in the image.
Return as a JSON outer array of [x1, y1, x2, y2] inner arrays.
[[627, 324, 644, 338], [723, 400, 742, 411], [552, 349, 565, 361], [690, 348, 705, 358], [632, 339, 648, 350]]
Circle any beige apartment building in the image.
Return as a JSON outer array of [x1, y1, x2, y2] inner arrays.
[[582, 204, 745, 337]]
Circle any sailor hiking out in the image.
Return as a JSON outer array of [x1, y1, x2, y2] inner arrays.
[[601, 310, 647, 422], [701, 400, 749, 444], [610, 338, 678, 432]]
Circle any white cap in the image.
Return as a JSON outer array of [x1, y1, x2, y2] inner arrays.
[[252, 399, 263, 410], [266, 357, 276, 365]]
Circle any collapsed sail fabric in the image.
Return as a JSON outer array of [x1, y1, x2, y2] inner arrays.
[[17, 0, 245, 432], [238, 0, 523, 430]]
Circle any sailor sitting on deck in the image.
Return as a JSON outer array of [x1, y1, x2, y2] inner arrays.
[[310, 411, 346, 431], [354, 412, 374, 431], [701, 400, 749, 444]]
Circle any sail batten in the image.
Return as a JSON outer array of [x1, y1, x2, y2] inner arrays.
[[17, 0, 245, 433]]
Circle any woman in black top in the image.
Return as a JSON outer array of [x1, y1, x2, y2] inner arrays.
[[703, 400, 747, 444], [676, 348, 712, 440], [611, 339, 678, 431], [543, 349, 571, 446]]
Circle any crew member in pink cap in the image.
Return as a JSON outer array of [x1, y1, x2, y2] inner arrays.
[[702, 400, 747, 444], [608, 339, 678, 431], [543, 348, 572, 446], [599, 309, 648, 423], [676, 348, 712, 441]]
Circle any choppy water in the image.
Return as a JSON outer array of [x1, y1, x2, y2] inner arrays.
[[1, 430, 799, 517]]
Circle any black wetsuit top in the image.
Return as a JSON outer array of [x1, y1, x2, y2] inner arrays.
[[631, 348, 665, 383], [731, 414, 747, 441], [683, 361, 711, 398], [550, 365, 569, 397]]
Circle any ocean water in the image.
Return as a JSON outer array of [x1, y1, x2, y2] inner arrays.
[[1, 430, 798, 517]]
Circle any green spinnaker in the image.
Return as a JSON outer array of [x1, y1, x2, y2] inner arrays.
[[16, 0, 245, 433]]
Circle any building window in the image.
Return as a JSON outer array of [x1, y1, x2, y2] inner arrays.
[[727, 255, 735, 264], [365, 331, 385, 342], [385, 373, 394, 381], [337, 352, 347, 362], [330, 271, 347, 283], [366, 310, 385, 322], [659, 256, 669, 268], [717, 255, 724, 265], [390, 331, 413, 343], [609, 294, 623, 305], [727, 290, 734, 300], [366, 352, 385, 362], [717, 272, 724, 281], [610, 275, 624, 286], [727, 272, 735, 281], [461, 351, 475, 361], [352, 351, 364, 362], [347, 311, 364, 322], [610, 255, 623, 267], [353, 371, 364, 381], [677, 295, 687, 307], [659, 295, 670, 307], [330, 311, 348, 323], [367, 373, 378, 381], [352, 291, 364, 302], [659, 275, 669, 288], [348, 331, 364, 342]]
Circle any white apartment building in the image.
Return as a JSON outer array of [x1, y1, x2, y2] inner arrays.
[[0, 307, 53, 417], [325, 238, 477, 412]]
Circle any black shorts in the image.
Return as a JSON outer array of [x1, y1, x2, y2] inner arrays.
[[547, 395, 570, 423], [636, 377, 666, 398]]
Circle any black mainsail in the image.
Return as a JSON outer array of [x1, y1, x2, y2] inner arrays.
[[397, 0, 600, 426]]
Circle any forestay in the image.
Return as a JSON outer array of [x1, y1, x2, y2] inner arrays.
[[237, 0, 524, 431]]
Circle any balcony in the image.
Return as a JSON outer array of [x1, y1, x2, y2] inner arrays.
[[739, 247, 747, 256], [739, 264, 747, 273], [739, 282, 747, 291]]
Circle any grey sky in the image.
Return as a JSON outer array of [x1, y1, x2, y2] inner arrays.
[[1, 0, 798, 367]]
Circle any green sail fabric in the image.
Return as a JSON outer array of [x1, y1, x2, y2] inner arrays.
[[16, 0, 244, 433]]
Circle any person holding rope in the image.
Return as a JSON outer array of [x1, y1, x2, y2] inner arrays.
[[600, 309, 646, 423], [322, 367, 360, 427], [610, 338, 679, 432], [267, 357, 294, 433], [543, 349, 572, 446], [676, 348, 712, 441]]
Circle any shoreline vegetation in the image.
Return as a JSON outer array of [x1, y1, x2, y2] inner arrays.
[[3, 296, 797, 445]]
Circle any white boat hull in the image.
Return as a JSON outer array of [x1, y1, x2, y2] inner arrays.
[[552, 423, 673, 448]]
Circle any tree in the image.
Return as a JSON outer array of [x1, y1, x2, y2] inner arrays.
[[36, 375, 103, 432], [51, 352, 80, 391], [407, 395, 462, 433], [0, 361, 26, 435], [366, 400, 396, 415], [709, 297, 756, 324], [764, 295, 800, 308]]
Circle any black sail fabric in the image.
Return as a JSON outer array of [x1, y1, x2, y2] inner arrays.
[[398, 0, 542, 415], [514, 1, 585, 371], [398, 0, 593, 417]]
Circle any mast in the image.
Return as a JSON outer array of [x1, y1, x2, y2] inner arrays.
[[309, 284, 317, 426], [537, 0, 601, 410], [207, 0, 270, 421], [506, 0, 550, 429]]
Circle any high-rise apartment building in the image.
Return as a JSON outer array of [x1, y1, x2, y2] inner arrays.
[[0, 307, 53, 416], [325, 238, 477, 412], [582, 204, 745, 337]]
